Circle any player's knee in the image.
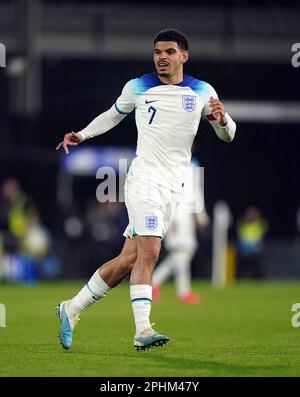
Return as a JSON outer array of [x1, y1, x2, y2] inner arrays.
[[138, 247, 160, 266]]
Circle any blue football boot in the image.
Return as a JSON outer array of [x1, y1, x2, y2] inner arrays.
[[56, 300, 79, 350]]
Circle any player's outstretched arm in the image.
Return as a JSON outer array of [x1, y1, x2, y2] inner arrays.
[[55, 80, 136, 154], [55, 104, 128, 155], [56, 132, 83, 155], [207, 96, 236, 142]]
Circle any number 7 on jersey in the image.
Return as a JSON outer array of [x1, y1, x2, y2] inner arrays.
[[148, 106, 157, 125]]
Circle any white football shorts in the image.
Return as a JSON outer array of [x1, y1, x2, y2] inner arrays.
[[123, 174, 182, 239]]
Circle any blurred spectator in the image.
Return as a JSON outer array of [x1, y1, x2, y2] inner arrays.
[[0, 179, 59, 282], [236, 206, 268, 279], [23, 208, 51, 259], [0, 178, 30, 250], [21, 208, 54, 282]]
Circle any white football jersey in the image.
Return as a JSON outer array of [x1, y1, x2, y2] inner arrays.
[[78, 72, 236, 192], [115, 73, 234, 191]]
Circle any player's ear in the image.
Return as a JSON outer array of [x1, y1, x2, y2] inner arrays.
[[182, 51, 189, 64]]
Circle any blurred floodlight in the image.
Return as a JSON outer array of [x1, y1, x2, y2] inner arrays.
[[64, 216, 83, 238], [7, 57, 26, 76]]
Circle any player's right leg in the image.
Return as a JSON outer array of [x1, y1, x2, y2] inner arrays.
[[57, 237, 137, 350], [124, 174, 181, 350], [130, 235, 170, 351]]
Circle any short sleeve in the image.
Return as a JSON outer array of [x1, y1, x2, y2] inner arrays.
[[115, 79, 138, 115]]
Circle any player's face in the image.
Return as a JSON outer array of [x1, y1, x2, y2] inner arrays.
[[153, 41, 188, 78]]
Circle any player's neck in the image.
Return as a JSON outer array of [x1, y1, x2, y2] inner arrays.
[[157, 71, 184, 85]]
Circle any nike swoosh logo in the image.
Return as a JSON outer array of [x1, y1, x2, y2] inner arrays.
[[145, 100, 159, 104]]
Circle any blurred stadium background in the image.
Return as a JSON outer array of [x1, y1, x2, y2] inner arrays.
[[0, 0, 300, 284]]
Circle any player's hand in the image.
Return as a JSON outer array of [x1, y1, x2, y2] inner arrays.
[[55, 132, 83, 154], [209, 97, 228, 126]]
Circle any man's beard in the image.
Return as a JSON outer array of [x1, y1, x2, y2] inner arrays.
[[158, 71, 171, 77]]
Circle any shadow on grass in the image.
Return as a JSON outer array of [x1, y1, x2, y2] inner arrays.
[[1, 344, 297, 377], [129, 353, 293, 375], [54, 347, 294, 375]]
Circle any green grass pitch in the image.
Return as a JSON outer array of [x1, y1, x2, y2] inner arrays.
[[0, 280, 300, 377]]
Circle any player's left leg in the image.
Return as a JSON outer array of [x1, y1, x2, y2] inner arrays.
[[57, 237, 137, 350]]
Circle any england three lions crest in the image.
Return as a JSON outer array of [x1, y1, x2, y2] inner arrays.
[[182, 95, 196, 112], [145, 216, 158, 230]]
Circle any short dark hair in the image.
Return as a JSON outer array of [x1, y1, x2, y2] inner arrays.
[[154, 29, 189, 51]]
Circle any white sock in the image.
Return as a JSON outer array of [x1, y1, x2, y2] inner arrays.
[[68, 271, 111, 316], [130, 284, 152, 335]]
